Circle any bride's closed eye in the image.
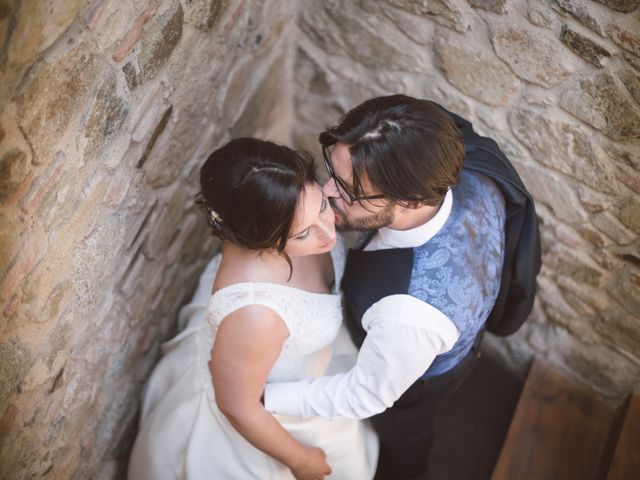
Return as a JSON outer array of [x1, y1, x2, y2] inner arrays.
[[294, 229, 310, 241], [293, 195, 330, 241]]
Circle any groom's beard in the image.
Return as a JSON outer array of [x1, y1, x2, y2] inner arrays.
[[330, 198, 395, 232]]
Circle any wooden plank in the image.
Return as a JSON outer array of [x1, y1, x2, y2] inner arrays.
[[491, 358, 616, 480], [607, 394, 640, 480]]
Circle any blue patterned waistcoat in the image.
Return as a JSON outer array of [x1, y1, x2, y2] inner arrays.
[[341, 170, 506, 378]]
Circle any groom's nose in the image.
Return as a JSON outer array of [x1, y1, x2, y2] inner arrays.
[[322, 177, 340, 199]]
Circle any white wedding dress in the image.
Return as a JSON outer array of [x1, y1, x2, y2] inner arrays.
[[128, 239, 379, 479]]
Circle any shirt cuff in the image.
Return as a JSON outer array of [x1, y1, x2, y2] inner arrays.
[[264, 380, 310, 417]]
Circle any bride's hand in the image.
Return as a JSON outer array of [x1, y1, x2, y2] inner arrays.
[[290, 446, 332, 480]]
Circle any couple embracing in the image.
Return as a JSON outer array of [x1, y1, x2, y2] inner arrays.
[[128, 94, 539, 480]]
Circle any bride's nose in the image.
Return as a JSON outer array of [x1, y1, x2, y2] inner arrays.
[[322, 178, 340, 199], [317, 215, 335, 241]]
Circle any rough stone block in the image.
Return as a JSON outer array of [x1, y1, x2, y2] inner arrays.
[[130, 87, 169, 143], [137, 104, 173, 171], [222, 53, 276, 126], [434, 34, 519, 106], [0, 403, 19, 447], [297, 2, 343, 56], [111, 2, 159, 62], [517, 162, 589, 224], [546, 241, 604, 287], [229, 52, 291, 138], [0, 149, 29, 202], [606, 22, 640, 57], [0, 241, 40, 304], [338, 6, 427, 71], [560, 25, 611, 67], [591, 249, 626, 271], [592, 211, 637, 245], [592, 0, 640, 12], [183, 0, 231, 31], [122, 62, 138, 90], [0, 2, 14, 50], [577, 224, 612, 247], [508, 108, 618, 193], [547, 332, 640, 399], [82, 71, 129, 161], [608, 271, 640, 316], [19, 151, 65, 215], [555, 223, 586, 249], [89, 0, 137, 53], [595, 309, 640, 357], [617, 67, 640, 105], [605, 143, 640, 170], [138, 1, 184, 82], [16, 241, 70, 323], [527, 3, 554, 27], [18, 42, 104, 163], [619, 195, 640, 233], [0, 338, 30, 413], [220, 0, 247, 39], [491, 23, 574, 87], [5, 0, 86, 70], [127, 260, 165, 323], [72, 216, 125, 306], [560, 72, 640, 140], [537, 276, 592, 341], [48, 174, 109, 256], [294, 48, 332, 95], [386, 0, 469, 33], [556, 275, 611, 312], [144, 188, 189, 260], [615, 161, 640, 194], [119, 249, 147, 298], [623, 51, 640, 73], [554, 0, 606, 36], [299, 1, 427, 72], [123, 202, 157, 250], [372, 1, 434, 45], [166, 213, 199, 264], [104, 172, 131, 209], [0, 103, 35, 180], [469, 0, 508, 14]]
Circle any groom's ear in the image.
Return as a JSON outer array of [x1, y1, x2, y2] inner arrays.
[[403, 201, 423, 210]]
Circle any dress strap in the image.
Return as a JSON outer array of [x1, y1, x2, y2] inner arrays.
[[206, 284, 290, 331]]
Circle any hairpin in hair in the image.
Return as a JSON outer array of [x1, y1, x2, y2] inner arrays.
[[209, 209, 223, 226]]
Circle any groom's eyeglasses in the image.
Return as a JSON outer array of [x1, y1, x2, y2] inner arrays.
[[322, 145, 386, 206]]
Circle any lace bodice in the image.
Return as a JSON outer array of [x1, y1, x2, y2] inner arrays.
[[204, 239, 346, 382]]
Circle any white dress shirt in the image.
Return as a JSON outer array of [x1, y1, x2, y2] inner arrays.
[[264, 190, 460, 419]]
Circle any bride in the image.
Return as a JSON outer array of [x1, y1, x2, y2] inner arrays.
[[128, 138, 378, 479]]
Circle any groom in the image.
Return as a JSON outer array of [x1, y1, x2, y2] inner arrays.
[[265, 95, 539, 479]]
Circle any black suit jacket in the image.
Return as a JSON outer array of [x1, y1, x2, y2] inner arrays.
[[441, 106, 542, 336]]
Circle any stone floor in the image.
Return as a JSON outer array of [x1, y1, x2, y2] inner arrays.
[[424, 351, 524, 480]]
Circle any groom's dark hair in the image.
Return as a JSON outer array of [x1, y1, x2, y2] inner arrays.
[[319, 94, 464, 207]]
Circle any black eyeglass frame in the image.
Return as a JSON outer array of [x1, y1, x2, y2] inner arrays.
[[322, 145, 386, 206]]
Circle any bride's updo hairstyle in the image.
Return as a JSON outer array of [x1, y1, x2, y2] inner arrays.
[[198, 137, 316, 258]]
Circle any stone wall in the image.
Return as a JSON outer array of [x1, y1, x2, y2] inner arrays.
[[0, 0, 297, 478], [2, 0, 639, 478], [292, 0, 640, 400]]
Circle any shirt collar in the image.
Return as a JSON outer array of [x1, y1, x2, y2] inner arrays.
[[368, 189, 453, 250]]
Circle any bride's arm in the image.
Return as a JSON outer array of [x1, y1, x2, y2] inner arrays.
[[210, 304, 331, 480]]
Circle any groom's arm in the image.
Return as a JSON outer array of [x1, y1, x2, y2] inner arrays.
[[264, 294, 459, 420]]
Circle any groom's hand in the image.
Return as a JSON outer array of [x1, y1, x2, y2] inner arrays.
[[290, 446, 332, 480]]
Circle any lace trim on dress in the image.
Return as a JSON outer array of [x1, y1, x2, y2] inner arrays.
[[199, 235, 347, 407]]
